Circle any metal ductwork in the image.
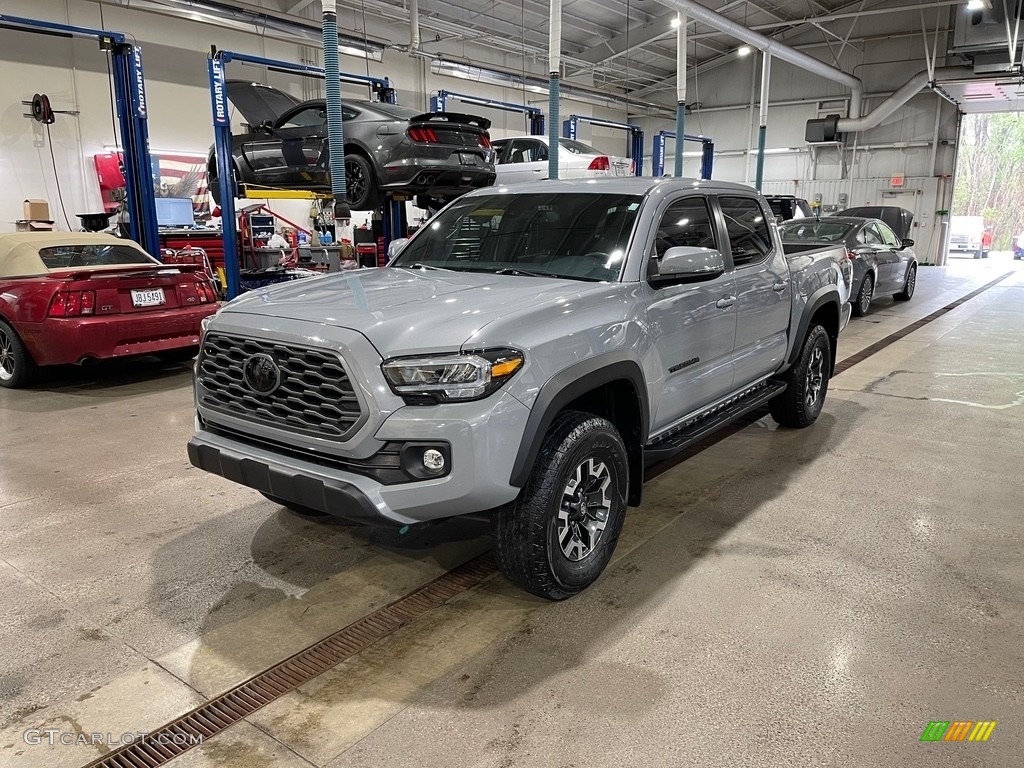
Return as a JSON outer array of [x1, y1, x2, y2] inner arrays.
[[655, 0, 864, 118], [836, 66, 975, 133]]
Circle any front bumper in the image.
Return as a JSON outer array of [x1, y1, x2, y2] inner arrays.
[[24, 305, 216, 366], [190, 390, 530, 526]]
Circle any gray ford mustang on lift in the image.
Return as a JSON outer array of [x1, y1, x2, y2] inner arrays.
[[208, 81, 497, 211]]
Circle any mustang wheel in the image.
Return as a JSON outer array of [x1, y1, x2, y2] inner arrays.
[[769, 324, 831, 429], [344, 154, 380, 211], [895, 264, 916, 301], [493, 411, 628, 600], [0, 320, 38, 389]]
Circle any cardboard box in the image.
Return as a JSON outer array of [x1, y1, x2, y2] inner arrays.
[[23, 199, 50, 221]]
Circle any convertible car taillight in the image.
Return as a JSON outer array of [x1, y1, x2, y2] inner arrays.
[[48, 286, 96, 317], [407, 127, 440, 143]]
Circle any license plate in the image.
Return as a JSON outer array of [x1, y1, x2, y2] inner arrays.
[[131, 288, 165, 307]]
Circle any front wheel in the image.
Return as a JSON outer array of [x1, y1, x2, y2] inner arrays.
[[492, 411, 628, 600], [894, 264, 916, 301], [853, 272, 874, 316], [769, 325, 831, 429], [0, 320, 38, 389]]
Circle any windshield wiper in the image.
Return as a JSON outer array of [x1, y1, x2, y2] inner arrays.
[[496, 268, 549, 277], [404, 263, 453, 272]]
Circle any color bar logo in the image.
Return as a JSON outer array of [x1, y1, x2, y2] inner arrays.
[[920, 721, 997, 742]]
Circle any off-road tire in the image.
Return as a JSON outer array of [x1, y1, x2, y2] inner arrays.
[[0, 319, 38, 389], [769, 324, 831, 429], [853, 272, 873, 316], [492, 411, 629, 600]]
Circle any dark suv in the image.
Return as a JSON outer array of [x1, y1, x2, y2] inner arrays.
[[208, 81, 496, 210]]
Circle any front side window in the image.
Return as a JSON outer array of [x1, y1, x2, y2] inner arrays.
[[392, 193, 642, 282], [719, 196, 773, 267], [653, 197, 717, 259], [877, 222, 901, 247], [39, 244, 156, 269], [278, 106, 327, 130]]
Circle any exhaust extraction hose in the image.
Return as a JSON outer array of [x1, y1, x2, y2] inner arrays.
[[322, 0, 350, 217]]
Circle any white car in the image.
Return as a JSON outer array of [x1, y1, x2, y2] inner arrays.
[[491, 136, 633, 184]]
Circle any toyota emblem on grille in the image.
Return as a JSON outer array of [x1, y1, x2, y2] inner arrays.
[[242, 353, 281, 394]]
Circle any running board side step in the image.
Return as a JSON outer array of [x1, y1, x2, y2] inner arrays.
[[644, 380, 787, 462]]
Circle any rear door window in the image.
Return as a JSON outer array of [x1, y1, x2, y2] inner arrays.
[[508, 139, 547, 163], [861, 224, 884, 246], [719, 196, 773, 266]]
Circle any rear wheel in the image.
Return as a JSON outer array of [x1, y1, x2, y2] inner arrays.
[[894, 264, 916, 301], [344, 154, 380, 211], [853, 272, 873, 316], [492, 411, 628, 600], [260, 492, 329, 518], [0, 320, 38, 389], [770, 325, 831, 429]]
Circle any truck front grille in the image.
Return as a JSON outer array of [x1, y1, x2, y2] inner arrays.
[[198, 334, 363, 440]]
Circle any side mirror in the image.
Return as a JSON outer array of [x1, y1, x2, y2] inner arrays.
[[651, 246, 726, 286], [900, 238, 915, 249], [387, 237, 410, 259], [258, 120, 275, 135]]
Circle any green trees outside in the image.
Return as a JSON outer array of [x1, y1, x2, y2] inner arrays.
[[953, 113, 1024, 250]]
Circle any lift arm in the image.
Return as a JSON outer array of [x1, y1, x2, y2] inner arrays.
[[0, 14, 161, 257], [431, 91, 544, 135], [562, 115, 644, 177]]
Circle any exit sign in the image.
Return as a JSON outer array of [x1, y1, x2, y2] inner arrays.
[[890, 174, 906, 187]]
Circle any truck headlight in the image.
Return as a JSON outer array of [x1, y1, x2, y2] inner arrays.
[[382, 348, 524, 403]]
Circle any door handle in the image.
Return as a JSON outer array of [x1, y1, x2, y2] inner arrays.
[[716, 296, 736, 309], [773, 280, 789, 292]]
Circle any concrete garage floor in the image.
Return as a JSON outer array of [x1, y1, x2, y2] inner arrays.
[[1, 257, 1022, 767]]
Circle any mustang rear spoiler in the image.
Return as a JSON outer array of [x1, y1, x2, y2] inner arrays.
[[409, 112, 491, 131]]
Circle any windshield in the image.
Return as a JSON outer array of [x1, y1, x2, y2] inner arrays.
[[778, 221, 854, 243], [39, 244, 156, 269], [392, 193, 642, 282]]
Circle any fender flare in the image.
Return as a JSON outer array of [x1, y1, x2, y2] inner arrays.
[[509, 352, 649, 489], [788, 287, 841, 367]]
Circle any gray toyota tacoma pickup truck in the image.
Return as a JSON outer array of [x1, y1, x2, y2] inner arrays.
[[188, 178, 851, 599]]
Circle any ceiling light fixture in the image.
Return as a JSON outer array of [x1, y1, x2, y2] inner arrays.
[[670, 15, 681, 29], [966, 0, 985, 9], [737, 45, 753, 57]]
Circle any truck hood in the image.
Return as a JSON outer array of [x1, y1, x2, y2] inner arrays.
[[220, 268, 601, 357]]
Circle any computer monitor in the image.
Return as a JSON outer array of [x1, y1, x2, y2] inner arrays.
[[155, 198, 196, 228]]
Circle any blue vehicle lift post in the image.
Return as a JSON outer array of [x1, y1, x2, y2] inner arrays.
[[431, 91, 544, 135], [651, 131, 715, 179], [208, 48, 397, 299], [0, 14, 161, 257], [561, 115, 644, 177]]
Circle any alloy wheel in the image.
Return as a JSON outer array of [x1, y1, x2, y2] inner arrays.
[[0, 328, 14, 382], [345, 159, 366, 203], [859, 276, 873, 314], [905, 267, 917, 297], [557, 457, 613, 562], [805, 345, 825, 410]]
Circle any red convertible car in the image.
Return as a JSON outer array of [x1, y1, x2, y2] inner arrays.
[[0, 233, 219, 388]]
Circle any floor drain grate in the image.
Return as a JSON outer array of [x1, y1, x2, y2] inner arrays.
[[82, 553, 496, 768]]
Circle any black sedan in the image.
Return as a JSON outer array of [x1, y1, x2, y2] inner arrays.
[[209, 81, 496, 211], [779, 217, 918, 315]]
